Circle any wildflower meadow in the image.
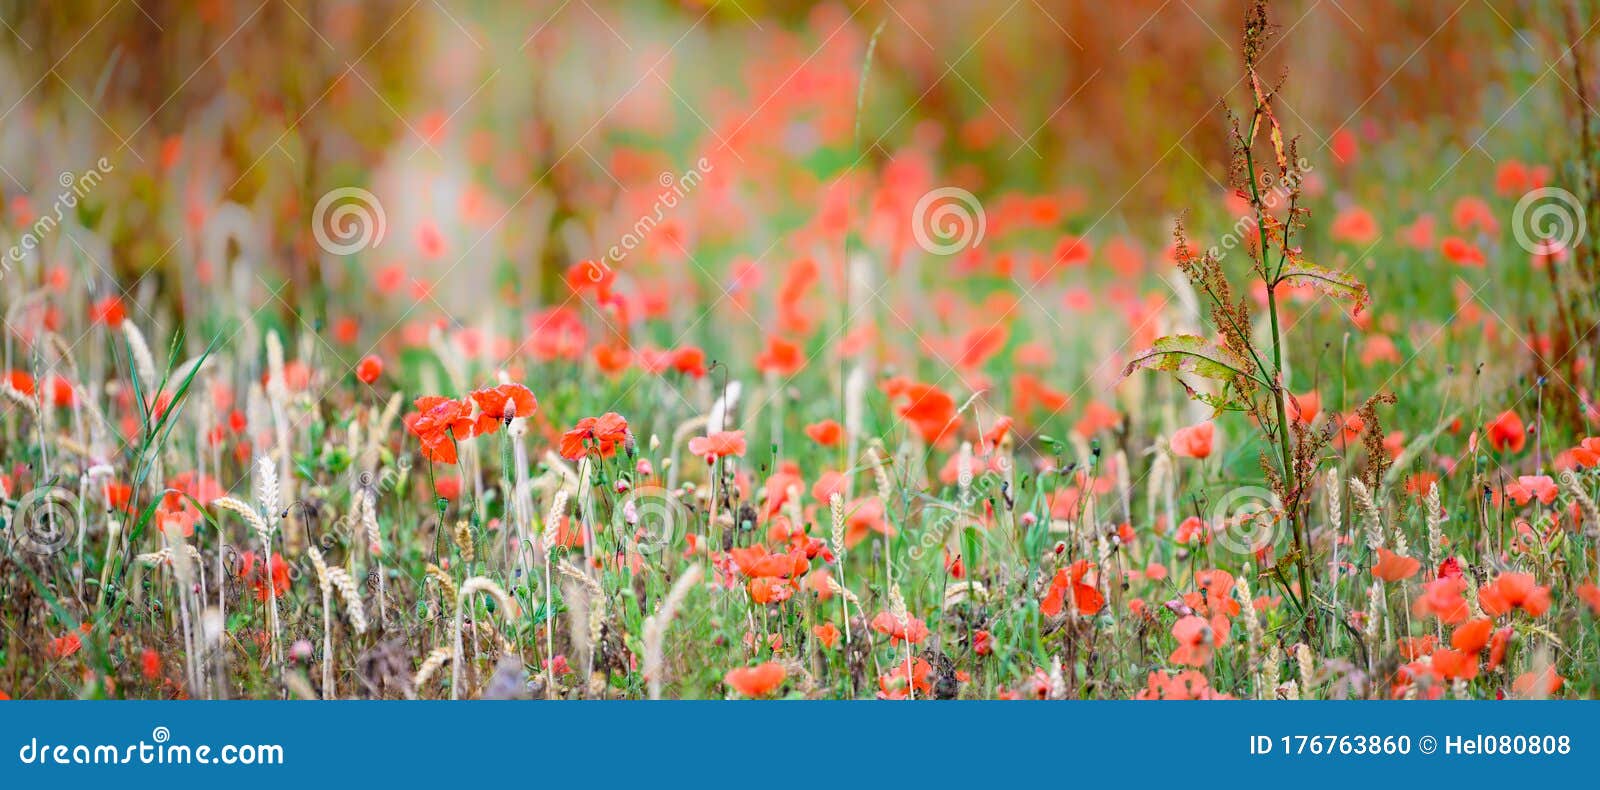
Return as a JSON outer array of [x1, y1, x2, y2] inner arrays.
[[3, 0, 1600, 706]]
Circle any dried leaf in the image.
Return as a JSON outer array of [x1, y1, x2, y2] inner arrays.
[[1277, 260, 1369, 315], [1122, 334, 1257, 383]]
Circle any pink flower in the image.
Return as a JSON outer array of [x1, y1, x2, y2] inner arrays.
[[1169, 421, 1215, 459], [688, 430, 747, 462], [1504, 475, 1557, 506]]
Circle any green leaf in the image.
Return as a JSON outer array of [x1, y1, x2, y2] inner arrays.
[[1277, 260, 1369, 315], [1121, 334, 1257, 384]]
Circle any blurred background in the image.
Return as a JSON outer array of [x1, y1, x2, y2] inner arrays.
[[0, 0, 1577, 334]]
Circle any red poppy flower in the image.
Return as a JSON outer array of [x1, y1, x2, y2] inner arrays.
[[1486, 410, 1526, 453], [1487, 626, 1513, 671], [1504, 475, 1557, 506], [1513, 668, 1563, 698], [724, 661, 786, 697], [1569, 437, 1600, 468], [1289, 390, 1320, 424], [1040, 559, 1105, 617], [876, 657, 933, 699], [592, 343, 632, 376], [239, 551, 291, 601], [1135, 669, 1229, 700], [47, 376, 74, 407], [1398, 635, 1436, 660], [6, 370, 35, 397], [1169, 421, 1215, 459], [1186, 569, 1242, 618], [973, 629, 993, 656], [1440, 236, 1486, 266], [103, 481, 133, 512], [434, 475, 462, 501], [49, 631, 84, 659], [670, 346, 706, 378], [156, 503, 199, 538], [407, 395, 476, 464], [981, 416, 1013, 452], [870, 611, 930, 645], [527, 307, 588, 362], [804, 419, 843, 447], [688, 430, 747, 462], [841, 497, 893, 548], [559, 412, 630, 460], [469, 383, 537, 436], [355, 355, 383, 384], [1450, 618, 1494, 653], [748, 577, 794, 604], [890, 381, 961, 444], [1168, 615, 1221, 667], [1430, 648, 1479, 680], [1175, 515, 1209, 545], [1577, 583, 1600, 616], [1413, 576, 1471, 624], [90, 296, 127, 327], [565, 259, 615, 295], [729, 545, 806, 579], [1372, 548, 1421, 582], [812, 622, 841, 649], [1073, 399, 1122, 437], [1331, 205, 1379, 245], [754, 335, 805, 377], [1478, 572, 1551, 618]]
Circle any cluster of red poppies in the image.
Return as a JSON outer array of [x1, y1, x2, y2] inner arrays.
[[403, 383, 538, 464]]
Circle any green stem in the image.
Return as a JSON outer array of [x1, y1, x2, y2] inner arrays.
[[1244, 110, 1313, 634]]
